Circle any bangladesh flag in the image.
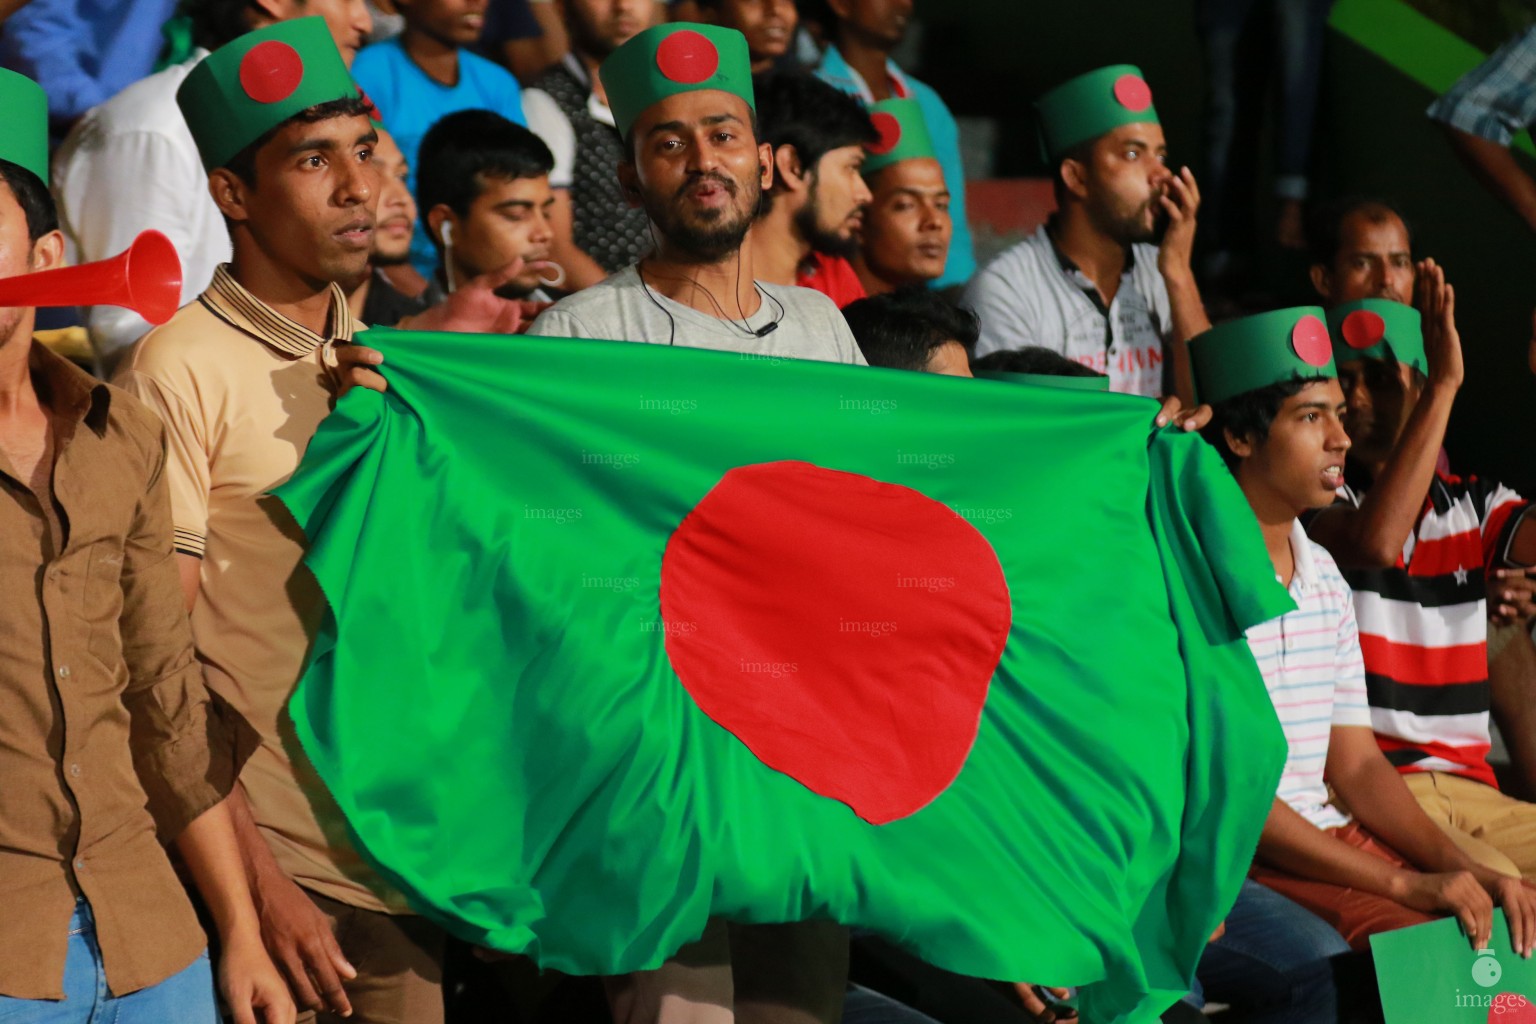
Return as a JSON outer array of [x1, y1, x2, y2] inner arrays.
[[274, 330, 1291, 1023]]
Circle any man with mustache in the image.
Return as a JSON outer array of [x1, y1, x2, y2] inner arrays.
[[748, 72, 877, 307], [527, 22, 862, 1023], [964, 66, 1209, 401], [850, 99, 952, 298], [53, 0, 373, 366], [522, 0, 658, 290], [814, 0, 975, 290], [346, 126, 429, 326], [115, 22, 456, 1022]]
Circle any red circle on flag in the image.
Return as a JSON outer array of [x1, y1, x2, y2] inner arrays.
[[1113, 74, 1153, 113], [655, 30, 719, 84], [1341, 309, 1386, 350], [1291, 314, 1333, 366], [660, 461, 1011, 825], [239, 41, 305, 105], [868, 112, 902, 155]]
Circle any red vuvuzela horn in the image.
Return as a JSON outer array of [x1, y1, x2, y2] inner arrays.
[[0, 229, 183, 325]]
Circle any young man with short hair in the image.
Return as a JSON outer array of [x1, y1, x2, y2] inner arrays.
[[851, 98, 951, 298], [696, 0, 796, 73], [1189, 303, 1536, 953], [0, 67, 293, 1024], [749, 71, 877, 307], [53, 0, 373, 362], [1302, 219, 1536, 879], [416, 108, 561, 303], [521, 0, 657, 289], [965, 65, 1208, 402], [117, 21, 453, 1022], [842, 286, 972, 375], [351, 0, 528, 277], [348, 125, 430, 326], [814, 0, 974, 288]]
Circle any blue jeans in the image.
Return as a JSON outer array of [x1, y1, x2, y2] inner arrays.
[[841, 984, 943, 1024], [1192, 879, 1351, 1024], [0, 899, 216, 1023]]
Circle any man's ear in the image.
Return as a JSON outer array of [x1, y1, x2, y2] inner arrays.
[[1223, 426, 1255, 461], [617, 161, 642, 209], [1059, 158, 1090, 201], [426, 204, 456, 247], [1308, 263, 1332, 302], [29, 229, 66, 273], [772, 144, 805, 194], [247, 0, 294, 28], [207, 167, 251, 224], [825, 0, 853, 20], [758, 141, 775, 192]]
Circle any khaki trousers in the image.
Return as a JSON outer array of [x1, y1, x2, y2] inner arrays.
[[297, 890, 447, 1024], [1404, 770, 1536, 880]]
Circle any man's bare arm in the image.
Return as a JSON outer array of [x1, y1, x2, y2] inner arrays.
[[1442, 124, 1536, 235]]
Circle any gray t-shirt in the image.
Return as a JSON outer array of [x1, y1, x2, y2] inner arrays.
[[526, 265, 867, 365]]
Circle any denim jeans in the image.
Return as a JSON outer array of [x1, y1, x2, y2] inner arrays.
[[840, 985, 942, 1024], [1193, 879, 1352, 1024], [0, 899, 216, 1023]]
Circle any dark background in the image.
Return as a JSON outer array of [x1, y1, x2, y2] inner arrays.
[[912, 0, 1536, 493]]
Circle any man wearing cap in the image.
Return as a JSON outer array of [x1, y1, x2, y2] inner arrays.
[[1302, 269, 1536, 882], [113, 21, 455, 1022], [0, 68, 293, 1024], [527, 23, 863, 365], [528, 21, 860, 1023], [1189, 305, 1536, 955], [964, 65, 1208, 402], [748, 72, 877, 308], [814, 0, 974, 290], [851, 98, 952, 298], [52, 0, 373, 368]]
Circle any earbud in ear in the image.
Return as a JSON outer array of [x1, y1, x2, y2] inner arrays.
[[441, 221, 455, 245]]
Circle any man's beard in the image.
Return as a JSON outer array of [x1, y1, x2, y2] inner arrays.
[[1091, 191, 1166, 246], [370, 248, 413, 267], [645, 172, 759, 263], [794, 180, 861, 260]]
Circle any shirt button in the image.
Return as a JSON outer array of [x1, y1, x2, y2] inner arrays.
[[69, 764, 81, 778], [57, 665, 71, 679], [74, 859, 84, 871]]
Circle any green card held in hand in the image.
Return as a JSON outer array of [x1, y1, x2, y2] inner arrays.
[[1371, 911, 1536, 1023]]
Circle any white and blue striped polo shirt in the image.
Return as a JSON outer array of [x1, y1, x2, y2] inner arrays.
[[1245, 521, 1372, 830]]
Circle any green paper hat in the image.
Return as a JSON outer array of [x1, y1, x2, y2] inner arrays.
[[1327, 298, 1427, 376], [600, 23, 754, 140], [177, 17, 360, 171], [976, 369, 1110, 392], [0, 69, 50, 185], [1035, 64, 1160, 161], [862, 98, 938, 175], [1190, 306, 1337, 405]]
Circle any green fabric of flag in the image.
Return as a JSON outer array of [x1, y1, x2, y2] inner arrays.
[[274, 331, 1291, 1023]]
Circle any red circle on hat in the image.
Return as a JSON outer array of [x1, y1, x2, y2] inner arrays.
[[1291, 315, 1332, 367], [656, 30, 720, 85], [239, 40, 305, 105], [1113, 74, 1153, 113], [661, 460, 1009, 825], [868, 112, 902, 155], [1341, 309, 1386, 350]]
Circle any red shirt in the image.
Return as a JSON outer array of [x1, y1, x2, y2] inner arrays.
[[796, 253, 867, 309]]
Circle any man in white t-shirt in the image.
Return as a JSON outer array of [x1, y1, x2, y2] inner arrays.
[[51, 0, 372, 367], [964, 65, 1208, 400], [1190, 305, 1536, 956]]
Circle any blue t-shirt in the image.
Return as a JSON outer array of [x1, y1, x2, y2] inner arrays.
[[352, 37, 527, 275]]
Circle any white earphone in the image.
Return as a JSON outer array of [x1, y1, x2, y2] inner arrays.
[[441, 220, 458, 293]]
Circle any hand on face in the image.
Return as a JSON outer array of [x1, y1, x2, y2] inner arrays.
[[1155, 166, 1200, 280]]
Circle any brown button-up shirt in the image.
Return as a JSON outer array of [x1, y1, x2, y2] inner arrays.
[[0, 343, 254, 999]]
